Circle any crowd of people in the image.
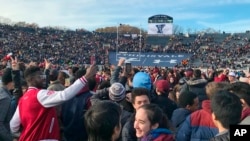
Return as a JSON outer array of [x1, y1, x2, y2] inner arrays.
[[0, 23, 250, 69], [0, 55, 250, 141], [1, 23, 250, 141]]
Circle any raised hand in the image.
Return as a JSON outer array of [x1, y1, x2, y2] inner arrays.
[[44, 58, 51, 69], [84, 64, 97, 80], [118, 58, 125, 66], [11, 57, 19, 70]]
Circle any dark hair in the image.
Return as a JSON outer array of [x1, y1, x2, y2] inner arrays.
[[49, 69, 59, 81], [132, 68, 139, 75], [229, 82, 250, 106], [24, 66, 41, 82], [84, 100, 122, 141], [211, 90, 242, 129], [215, 70, 223, 76], [193, 69, 201, 78], [87, 77, 96, 91], [131, 87, 150, 104], [72, 66, 80, 74], [98, 80, 111, 89], [75, 68, 86, 79], [21, 80, 28, 87], [1, 68, 12, 85], [178, 91, 198, 108], [138, 104, 170, 129]]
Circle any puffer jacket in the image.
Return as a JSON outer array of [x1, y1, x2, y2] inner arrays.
[[176, 100, 218, 141], [171, 108, 191, 130], [180, 78, 208, 108]]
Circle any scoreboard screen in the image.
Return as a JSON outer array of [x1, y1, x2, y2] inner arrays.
[[148, 14, 173, 35], [148, 23, 173, 35]]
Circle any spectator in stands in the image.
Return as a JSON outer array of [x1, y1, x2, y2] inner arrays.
[[1, 23, 250, 69], [210, 90, 242, 141], [171, 91, 199, 131], [176, 82, 230, 141], [84, 100, 122, 141], [134, 104, 174, 141], [9, 64, 96, 141]]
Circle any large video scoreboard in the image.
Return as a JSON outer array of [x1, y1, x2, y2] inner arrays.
[[148, 14, 173, 35]]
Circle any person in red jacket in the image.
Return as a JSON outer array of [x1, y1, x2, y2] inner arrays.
[[9, 61, 97, 141], [134, 104, 174, 141], [214, 69, 228, 82]]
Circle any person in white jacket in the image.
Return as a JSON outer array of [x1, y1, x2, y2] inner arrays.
[[10, 61, 97, 141]]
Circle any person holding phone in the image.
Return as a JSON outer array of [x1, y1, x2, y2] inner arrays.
[[125, 63, 132, 74]]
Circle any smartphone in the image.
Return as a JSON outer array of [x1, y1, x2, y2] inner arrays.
[[125, 63, 132, 74]]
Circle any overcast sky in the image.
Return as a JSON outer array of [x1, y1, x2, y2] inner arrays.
[[0, 0, 250, 33]]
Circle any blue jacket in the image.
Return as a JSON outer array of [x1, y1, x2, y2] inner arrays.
[[171, 108, 191, 130], [176, 100, 218, 141], [141, 128, 173, 141], [61, 91, 92, 141]]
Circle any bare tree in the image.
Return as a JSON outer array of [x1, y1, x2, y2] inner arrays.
[[0, 16, 13, 25], [95, 25, 146, 34], [186, 28, 192, 34], [173, 24, 183, 34], [15, 21, 27, 27]]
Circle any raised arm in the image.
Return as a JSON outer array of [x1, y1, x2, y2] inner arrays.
[[110, 58, 125, 84], [37, 64, 97, 108]]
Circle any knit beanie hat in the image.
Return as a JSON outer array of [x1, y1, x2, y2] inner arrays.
[[133, 72, 152, 90], [155, 80, 169, 93], [109, 82, 126, 102]]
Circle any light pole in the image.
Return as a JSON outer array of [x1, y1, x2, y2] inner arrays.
[[116, 23, 121, 61], [116, 25, 118, 49], [139, 24, 142, 61]]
